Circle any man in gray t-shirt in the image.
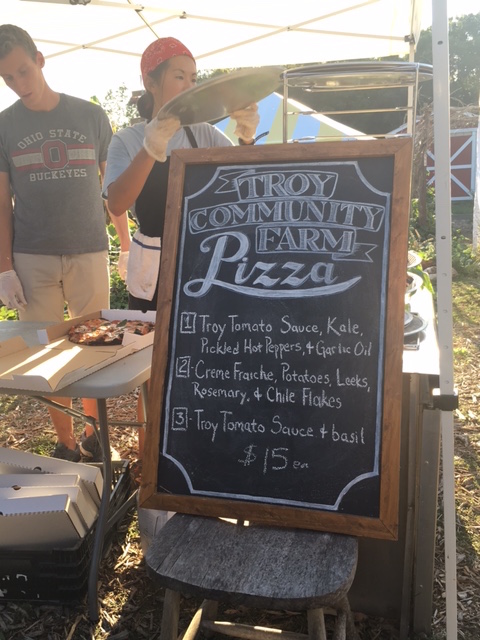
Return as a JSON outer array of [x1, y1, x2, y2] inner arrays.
[[0, 24, 131, 462]]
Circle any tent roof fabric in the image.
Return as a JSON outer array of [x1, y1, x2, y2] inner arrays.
[[1, 0, 424, 104], [7, 0, 424, 68]]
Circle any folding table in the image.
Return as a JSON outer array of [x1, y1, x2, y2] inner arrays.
[[0, 321, 152, 621]]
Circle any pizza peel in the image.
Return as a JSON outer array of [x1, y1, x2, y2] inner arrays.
[[157, 66, 284, 125]]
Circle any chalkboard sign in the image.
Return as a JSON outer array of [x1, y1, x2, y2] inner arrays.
[[140, 139, 412, 540]]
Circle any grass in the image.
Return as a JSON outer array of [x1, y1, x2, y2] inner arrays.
[[453, 280, 480, 324], [0, 395, 21, 413], [451, 201, 474, 218]]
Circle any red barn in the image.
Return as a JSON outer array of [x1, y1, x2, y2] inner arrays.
[[427, 128, 478, 201]]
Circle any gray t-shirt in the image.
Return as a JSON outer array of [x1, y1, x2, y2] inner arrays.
[[0, 94, 112, 255], [103, 122, 233, 211]]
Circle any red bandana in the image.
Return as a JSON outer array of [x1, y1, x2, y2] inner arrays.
[[141, 37, 194, 82]]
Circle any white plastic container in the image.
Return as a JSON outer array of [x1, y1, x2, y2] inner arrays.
[[136, 495, 174, 554]]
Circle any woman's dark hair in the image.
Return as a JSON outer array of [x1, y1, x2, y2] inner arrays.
[[137, 58, 170, 120]]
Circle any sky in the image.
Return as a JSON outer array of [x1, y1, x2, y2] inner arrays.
[[443, 0, 480, 22], [0, 0, 478, 113]]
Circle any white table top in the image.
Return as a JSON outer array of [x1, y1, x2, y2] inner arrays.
[[0, 321, 152, 399]]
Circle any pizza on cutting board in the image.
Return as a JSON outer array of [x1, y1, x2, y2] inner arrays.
[[67, 317, 154, 346]]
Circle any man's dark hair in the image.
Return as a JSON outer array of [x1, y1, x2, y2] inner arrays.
[[0, 24, 38, 61]]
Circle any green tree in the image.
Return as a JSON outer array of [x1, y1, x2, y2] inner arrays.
[[415, 12, 480, 108], [197, 68, 231, 83], [93, 84, 139, 131]]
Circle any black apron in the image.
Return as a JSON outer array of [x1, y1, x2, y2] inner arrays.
[[128, 127, 198, 311]]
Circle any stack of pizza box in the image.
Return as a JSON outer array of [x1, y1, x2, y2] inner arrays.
[[0, 447, 103, 549]]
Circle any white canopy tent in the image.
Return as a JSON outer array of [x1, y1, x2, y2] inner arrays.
[[4, 1, 425, 65], [0, 1, 457, 638], [0, 0, 426, 106]]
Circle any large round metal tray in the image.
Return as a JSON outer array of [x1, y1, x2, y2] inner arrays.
[[158, 66, 283, 125], [404, 313, 428, 337], [283, 62, 433, 91]]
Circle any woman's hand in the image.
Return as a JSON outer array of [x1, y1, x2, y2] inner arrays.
[[143, 114, 181, 162], [230, 103, 259, 144], [117, 251, 129, 281]]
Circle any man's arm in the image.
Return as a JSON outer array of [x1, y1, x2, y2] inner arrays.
[[0, 171, 14, 273], [100, 161, 131, 253], [0, 171, 27, 309]]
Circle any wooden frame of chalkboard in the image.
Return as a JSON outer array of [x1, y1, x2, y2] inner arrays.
[[140, 139, 412, 540]]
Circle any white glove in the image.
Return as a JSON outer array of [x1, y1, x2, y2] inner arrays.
[[143, 114, 181, 162], [117, 251, 129, 281], [0, 270, 27, 310], [231, 103, 259, 143]]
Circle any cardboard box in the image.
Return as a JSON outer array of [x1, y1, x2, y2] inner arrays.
[[0, 494, 87, 549], [0, 484, 98, 530], [0, 472, 98, 526], [0, 473, 84, 489], [0, 447, 103, 506], [0, 463, 43, 476], [0, 309, 155, 393]]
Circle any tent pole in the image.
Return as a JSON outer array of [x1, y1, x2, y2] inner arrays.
[[431, 1, 458, 639], [407, 42, 415, 135], [473, 105, 480, 250]]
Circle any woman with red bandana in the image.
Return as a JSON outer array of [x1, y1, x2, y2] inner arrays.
[[103, 37, 258, 463], [103, 37, 259, 313]]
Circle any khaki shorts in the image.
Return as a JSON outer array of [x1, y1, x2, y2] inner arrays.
[[14, 251, 110, 323]]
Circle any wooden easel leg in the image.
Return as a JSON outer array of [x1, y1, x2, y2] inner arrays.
[[202, 600, 219, 638], [161, 589, 181, 640], [337, 597, 359, 640], [332, 610, 346, 640], [307, 608, 327, 640], [181, 599, 220, 640]]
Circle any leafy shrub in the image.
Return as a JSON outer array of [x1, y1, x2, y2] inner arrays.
[[0, 306, 18, 321], [451, 229, 480, 275], [409, 189, 436, 263], [409, 188, 480, 277], [110, 268, 129, 310]]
